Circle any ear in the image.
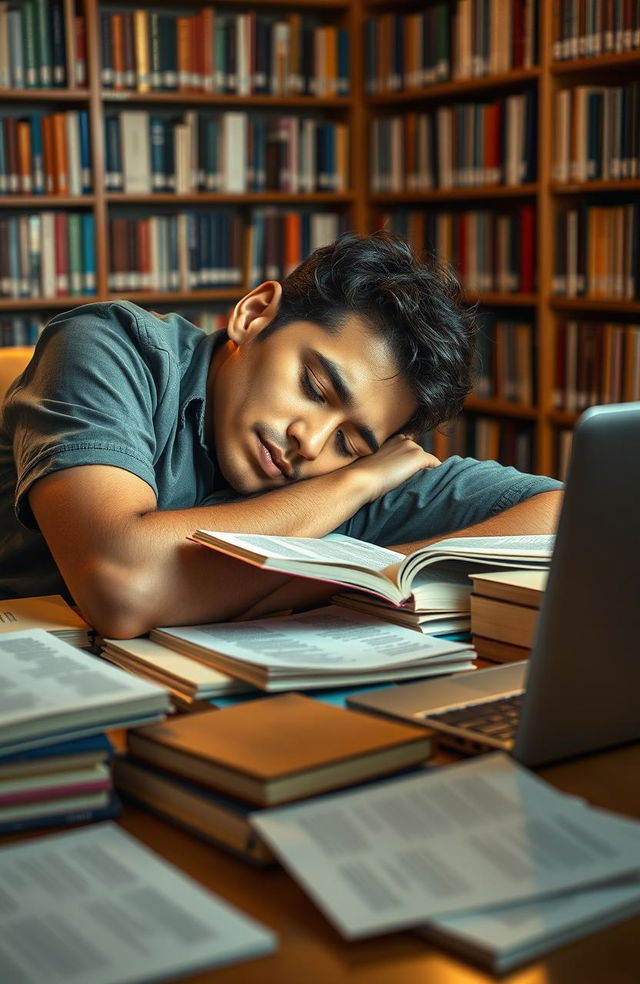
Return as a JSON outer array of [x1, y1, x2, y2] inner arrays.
[[227, 281, 283, 346]]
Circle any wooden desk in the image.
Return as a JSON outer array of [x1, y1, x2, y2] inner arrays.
[[115, 742, 640, 984]]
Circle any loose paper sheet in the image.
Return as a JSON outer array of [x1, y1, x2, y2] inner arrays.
[[252, 753, 640, 939], [0, 823, 276, 984]]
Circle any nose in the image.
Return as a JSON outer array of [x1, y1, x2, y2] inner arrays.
[[287, 411, 340, 461]]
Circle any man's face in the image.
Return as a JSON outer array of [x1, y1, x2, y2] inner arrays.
[[210, 314, 417, 495]]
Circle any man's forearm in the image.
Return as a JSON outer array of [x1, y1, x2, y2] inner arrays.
[[391, 490, 564, 554]]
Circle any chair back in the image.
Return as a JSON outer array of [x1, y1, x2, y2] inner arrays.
[[0, 347, 33, 403]]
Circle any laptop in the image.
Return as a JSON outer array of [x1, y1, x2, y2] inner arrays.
[[349, 402, 640, 767]]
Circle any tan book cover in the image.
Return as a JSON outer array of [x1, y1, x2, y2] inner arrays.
[[473, 634, 530, 665], [470, 594, 539, 649], [127, 693, 432, 806], [0, 595, 91, 647], [470, 569, 547, 608]]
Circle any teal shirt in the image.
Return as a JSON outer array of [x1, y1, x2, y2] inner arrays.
[[0, 301, 562, 601]]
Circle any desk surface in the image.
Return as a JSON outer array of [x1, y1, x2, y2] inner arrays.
[[114, 742, 640, 984]]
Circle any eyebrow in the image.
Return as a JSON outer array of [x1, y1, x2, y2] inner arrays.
[[313, 351, 380, 454]]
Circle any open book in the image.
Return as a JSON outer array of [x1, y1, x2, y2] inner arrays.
[[190, 530, 554, 610]]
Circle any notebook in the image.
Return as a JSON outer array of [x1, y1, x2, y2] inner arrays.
[[349, 402, 640, 767]]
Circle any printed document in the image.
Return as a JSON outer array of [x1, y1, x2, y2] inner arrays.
[[252, 753, 640, 938], [0, 823, 275, 983]]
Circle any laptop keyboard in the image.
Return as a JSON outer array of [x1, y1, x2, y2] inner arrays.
[[426, 693, 524, 743]]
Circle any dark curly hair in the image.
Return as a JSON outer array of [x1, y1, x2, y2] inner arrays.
[[259, 231, 477, 437]]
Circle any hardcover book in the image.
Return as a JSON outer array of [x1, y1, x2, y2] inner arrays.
[[127, 693, 434, 806]]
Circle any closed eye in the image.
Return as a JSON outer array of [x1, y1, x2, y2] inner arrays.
[[336, 429, 356, 459], [301, 367, 325, 404]]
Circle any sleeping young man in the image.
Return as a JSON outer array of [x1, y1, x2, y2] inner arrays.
[[0, 232, 562, 637]]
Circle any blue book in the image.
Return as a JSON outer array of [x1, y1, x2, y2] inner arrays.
[[0, 732, 113, 766], [81, 212, 95, 294], [29, 114, 44, 194], [149, 117, 166, 191], [104, 116, 121, 190], [0, 792, 121, 835], [78, 110, 91, 192]]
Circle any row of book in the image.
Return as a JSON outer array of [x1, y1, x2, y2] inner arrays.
[[371, 92, 536, 193], [105, 111, 348, 196], [553, 203, 640, 300], [376, 205, 536, 295], [106, 209, 347, 294], [0, 315, 44, 346], [365, 0, 537, 94], [0, 0, 85, 90], [100, 8, 349, 98], [0, 308, 231, 348], [554, 84, 640, 183], [440, 414, 534, 471], [553, 320, 640, 411], [0, 212, 95, 300], [0, 110, 91, 197], [474, 315, 535, 405], [553, 0, 640, 59]]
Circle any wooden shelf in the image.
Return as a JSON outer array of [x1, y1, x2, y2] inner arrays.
[[465, 292, 539, 307], [552, 51, 640, 74], [0, 88, 90, 101], [550, 298, 640, 314], [551, 180, 640, 194], [101, 92, 352, 108], [0, 196, 96, 207], [547, 409, 581, 426], [367, 68, 540, 107], [107, 289, 243, 304], [370, 184, 538, 204], [465, 397, 538, 419], [106, 193, 355, 205]]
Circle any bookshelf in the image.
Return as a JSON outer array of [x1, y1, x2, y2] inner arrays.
[[0, 0, 363, 337], [2, 0, 640, 477], [361, 0, 640, 478]]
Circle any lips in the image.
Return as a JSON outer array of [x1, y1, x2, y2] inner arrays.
[[257, 434, 292, 480]]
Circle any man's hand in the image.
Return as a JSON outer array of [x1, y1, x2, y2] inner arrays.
[[348, 434, 440, 502]]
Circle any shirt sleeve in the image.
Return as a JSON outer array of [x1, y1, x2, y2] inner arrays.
[[333, 455, 563, 546], [6, 303, 165, 529]]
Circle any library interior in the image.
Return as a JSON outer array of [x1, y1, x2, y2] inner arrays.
[[0, 1, 639, 983]]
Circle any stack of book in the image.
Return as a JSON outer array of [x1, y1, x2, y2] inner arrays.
[[114, 692, 433, 865], [0, 627, 170, 833], [0, 734, 119, 834], [470, 568, 547, 663], [100, 635, 253, 712]]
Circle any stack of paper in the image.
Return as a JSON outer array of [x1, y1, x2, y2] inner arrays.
[[100, 635, 253, 708], [252, 753, 640, 967], [0, 628, 170, 756], [151, 605, 475, 691], [0, 823, 276, 983]]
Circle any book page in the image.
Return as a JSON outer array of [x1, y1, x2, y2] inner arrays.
[[0, 630, 166, 726], [0, 823, 275, 984], [196, 530, 402, 569], [155, 606, 469, 671], [252, 753, 640, 939]]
